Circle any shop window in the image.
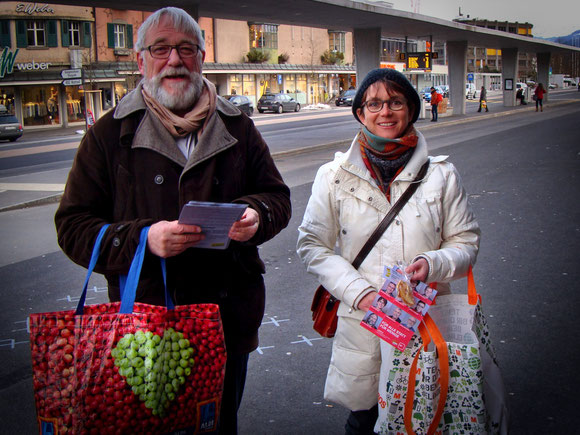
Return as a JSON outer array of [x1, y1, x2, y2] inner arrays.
[[107, 23, 133, 51], [22, 85, 60, 127], [16, 20, 57, 48], [329, 31, 345, 53], [0, 21, 10, 48], [249, 23, 278, 49], [0, 88, 16, 115]]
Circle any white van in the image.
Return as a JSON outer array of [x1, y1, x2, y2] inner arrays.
[[465, 83, 477, 99]]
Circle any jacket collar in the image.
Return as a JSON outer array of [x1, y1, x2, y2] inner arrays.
[[113, 82, 242, 168]]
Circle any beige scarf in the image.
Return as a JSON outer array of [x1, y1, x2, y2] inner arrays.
[[142, 77, 217, 138]]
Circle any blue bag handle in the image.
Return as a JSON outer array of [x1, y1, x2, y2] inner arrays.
[[119, 226, 174, 314], [75, 224, 110, 315], [75, 225, 174, 315]]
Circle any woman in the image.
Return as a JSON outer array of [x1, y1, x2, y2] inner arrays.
[[534, 83, 546, 112], [297, 68, 480, 434]]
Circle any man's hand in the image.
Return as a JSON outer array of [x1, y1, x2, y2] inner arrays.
[[147, 220, 204, 258], [228, 208, 259, 242], [405, 258, 429, 283]]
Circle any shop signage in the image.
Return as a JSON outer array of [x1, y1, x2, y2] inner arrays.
[[62, 78, 82, 86], [15, 60, 51, 71], [0, 48, 19, 79], [15, 3, 55, 15], [61, 69, 82, 79]]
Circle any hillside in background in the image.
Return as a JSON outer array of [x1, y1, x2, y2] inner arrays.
[[540, 30, 580, 47]]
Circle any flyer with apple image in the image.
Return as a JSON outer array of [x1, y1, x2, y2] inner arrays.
[[360, 265, 438, 350]]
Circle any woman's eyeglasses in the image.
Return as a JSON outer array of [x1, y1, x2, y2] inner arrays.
[[146, 44, 200, 59], [362, 98, 406, 112]]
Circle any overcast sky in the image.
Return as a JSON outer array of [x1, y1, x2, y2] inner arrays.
[[390, 0, 580, 38]]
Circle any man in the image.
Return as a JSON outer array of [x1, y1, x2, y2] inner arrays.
[[55, 7, 291, 434], [429, 87, 441, 122], [477, 86, 488, 112]]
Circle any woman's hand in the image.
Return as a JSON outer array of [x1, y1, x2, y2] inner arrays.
[[405, 258, 429, 283], [357, 291, 377, 312]]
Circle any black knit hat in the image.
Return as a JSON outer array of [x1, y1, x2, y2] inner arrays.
[[352, 68, 421, 125]]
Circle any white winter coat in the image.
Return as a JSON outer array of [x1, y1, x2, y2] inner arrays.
[[296, 131, 481, 411]]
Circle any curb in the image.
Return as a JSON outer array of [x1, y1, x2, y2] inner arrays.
[[0, 193, 62, 213]]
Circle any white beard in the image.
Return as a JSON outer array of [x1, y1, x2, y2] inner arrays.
[[142, 65, 204, 111]]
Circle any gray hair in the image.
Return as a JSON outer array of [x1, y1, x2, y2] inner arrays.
[[135, 7, 205, 52]]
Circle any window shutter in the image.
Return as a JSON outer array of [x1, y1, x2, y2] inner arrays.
[[0, 20, 10, 48], [16, 20, 27, 48], [126, 24, 133, 49], [107, 23, 115, 48], [82, 22, 91, 47], [47, 20, 58, 47], [61, 20, 70, 47]]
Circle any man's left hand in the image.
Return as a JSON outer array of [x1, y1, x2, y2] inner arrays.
[[228, 208, 259, 242]]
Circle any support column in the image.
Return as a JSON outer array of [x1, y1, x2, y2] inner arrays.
[[354, 28, 381, 84], [447, 40, 468, 115], [537, 52, 551, 102], [501, 48, 519, 106]]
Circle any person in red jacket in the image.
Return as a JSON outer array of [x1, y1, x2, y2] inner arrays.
[[430, 87, 442, 122], [534, 83, 546, 112]]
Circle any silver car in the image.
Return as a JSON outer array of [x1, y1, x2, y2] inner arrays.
[[0, 114, 23, 142]]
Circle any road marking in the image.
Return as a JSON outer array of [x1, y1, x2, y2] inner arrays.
[[291, 335, 323, 346], [0, 183, 65, 191], [0, 142, 79, 159]]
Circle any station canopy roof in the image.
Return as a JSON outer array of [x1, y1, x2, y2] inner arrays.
[[51, 0, 580, 54]]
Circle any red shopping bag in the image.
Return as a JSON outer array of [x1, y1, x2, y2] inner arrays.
[[29, 226, 227, 434]]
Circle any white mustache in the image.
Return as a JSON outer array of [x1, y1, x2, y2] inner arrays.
[[159, 67, 192, 79]]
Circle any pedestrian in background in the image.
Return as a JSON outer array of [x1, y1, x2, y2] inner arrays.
[[477, 86, 488, 112], [54, 7, 291, 434], [297, 68, 480, 435], [534, 83, 546, 112], [430, 86, 442, 121]]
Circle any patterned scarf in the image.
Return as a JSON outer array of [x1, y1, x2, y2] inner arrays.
[[142, 77, 217, 138], [358, 126, 418, 200]]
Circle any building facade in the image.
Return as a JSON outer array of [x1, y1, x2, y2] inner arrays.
[[453, 17, 536, 81], [0, 2, 134, 129], [1, 4, 356, 130]]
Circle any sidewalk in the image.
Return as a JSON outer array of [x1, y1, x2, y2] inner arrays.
[[1, 93, 575, 213]]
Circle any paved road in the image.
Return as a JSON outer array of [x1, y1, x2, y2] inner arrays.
[[0, 89, 579, 434]]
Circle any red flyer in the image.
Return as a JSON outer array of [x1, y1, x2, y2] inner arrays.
[[360, 265, 438, 350]]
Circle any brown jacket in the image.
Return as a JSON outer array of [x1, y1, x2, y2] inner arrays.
[[55, 85, 291, 354]]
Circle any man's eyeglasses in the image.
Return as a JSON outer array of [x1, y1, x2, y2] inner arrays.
[[362, 98, 407, 113], [145, 44, 201, 59]]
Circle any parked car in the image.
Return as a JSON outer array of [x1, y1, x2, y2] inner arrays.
[[257, 93, 300, 113], [516, 82, 528, 92], [419, 86, 432, 102], [548, 83, 557, 89], [224, 94, 254, 116], [0, 114, 23, 142], [335, 89, 356, 106], [465, 83, 477, 99]]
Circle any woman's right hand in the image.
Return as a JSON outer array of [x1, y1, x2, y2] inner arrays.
[[357, 291, 377, 312]]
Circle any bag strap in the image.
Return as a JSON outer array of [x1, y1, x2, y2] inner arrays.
[[119, 226, 174, 314], [404, 313, 449, 435], [75, 224, 110, 315], [352, 159, 430, 270]]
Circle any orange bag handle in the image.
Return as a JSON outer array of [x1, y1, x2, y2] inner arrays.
[[404, 313, 449, 435], [430, 265, 479, 306]]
